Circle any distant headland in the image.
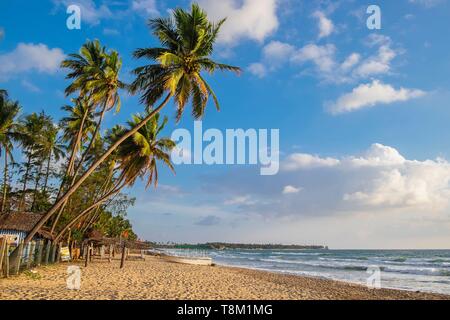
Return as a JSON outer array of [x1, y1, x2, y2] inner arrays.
[[149, 242, 329, 250]]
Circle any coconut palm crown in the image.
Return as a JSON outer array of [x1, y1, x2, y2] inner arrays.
[[130, 3, 241, 121]]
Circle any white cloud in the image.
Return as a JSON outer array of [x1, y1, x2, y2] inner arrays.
[[249, 34, 400, 83], [131, 0, 159, 16], [248, 63, 267, 78], [327, 80, 426, 114], [198, 0, 279, 44], [291, 43, 337, 73], [263, 41, 295, 63], [0, 43, 65, 81], [312, 11, 334, 39], [283, 153, 340, 171], [52, 0, 112, 25], [340, 53, 361, 71], [282, 185, 302, 194], [349, 143, 406, 167], [284, 143, 450, 211], [354, 44, 397, 77]]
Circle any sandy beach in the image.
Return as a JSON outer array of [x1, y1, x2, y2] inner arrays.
[[0, 256, 448, 300]]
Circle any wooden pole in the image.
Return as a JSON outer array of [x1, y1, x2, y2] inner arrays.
[[13, 242, 24, 275], [44, 240, 51, 265], [36, 240, 43, 266], [120, 242, 126, 269], [50, 244, 56, 263], [4, 242, 9, 278], [55, 243, 61, 263], [0, 238, 5, 277], [84, 243, 89, 267], [27, 242, 36, 269]]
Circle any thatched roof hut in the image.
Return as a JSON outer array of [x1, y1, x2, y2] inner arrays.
[[0, 212, 53, 241]]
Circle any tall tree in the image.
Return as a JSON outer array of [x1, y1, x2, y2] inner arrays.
[[0, 95, 20, 212], [30, 120, 65, 211], [25, 3, 240, 243], [17, 112, 50, 211]]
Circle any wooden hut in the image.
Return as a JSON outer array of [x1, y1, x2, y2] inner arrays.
[[0, 212, 53, 244]]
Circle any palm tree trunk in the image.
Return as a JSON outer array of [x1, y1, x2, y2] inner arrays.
[[72, 101, 108, 181], [30, 161, 44, 211], [50, 149, 112, 234], [55, 106, 89, 201], [49, 108, 89, 230], [53, 181, 127, 243], [42, 154, 52, 194], [2, 148, 8, 212], [51, 102, 109, 231], [24, 93, 172, 244], [19, 152, 33, 211]]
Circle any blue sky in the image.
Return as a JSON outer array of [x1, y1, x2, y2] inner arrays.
[[1, 0, 450, 248]]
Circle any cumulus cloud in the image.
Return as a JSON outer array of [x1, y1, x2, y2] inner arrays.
[[248, 34, 400, 83], [282, 185, 302, 194], [211, 143, 450, 218], [291, 44, 337, 73], [312, 11, 334, 39], [340, 53, 361, 71], [327, 80, 426, 114], [248, 63, 267, 78], [0, 43, 65, 81], [198, 0, 279, 44], [354, 45, 397, 77], [283, 153, 340, 170]]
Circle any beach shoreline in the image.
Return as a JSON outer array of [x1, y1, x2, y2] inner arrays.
[[0, 256, 448, 300]]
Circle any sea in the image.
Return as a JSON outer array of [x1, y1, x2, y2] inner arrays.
[[194, 249, 450, 295]]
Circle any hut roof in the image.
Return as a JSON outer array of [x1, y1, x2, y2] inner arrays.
[[0, 212, 53, 239]]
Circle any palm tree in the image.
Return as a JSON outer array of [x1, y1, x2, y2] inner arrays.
[[0, 96, 20, 212], [17, 112, 50, 211], [61, 40, 124, 180], [25, 3, 240, 243], [52, 42, 125, 230], [53, 111, 175, 242], [0, 89, 7, 105], [30, 121, 65, 211]]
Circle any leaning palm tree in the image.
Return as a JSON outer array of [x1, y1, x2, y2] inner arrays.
[[0, 97, 20, 212], [53, 111, 175, 242], [70, 47, 125, 179], [49, 98, 96, 231], [25, 3, 240, 243], [53, 42, 125, 230]]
